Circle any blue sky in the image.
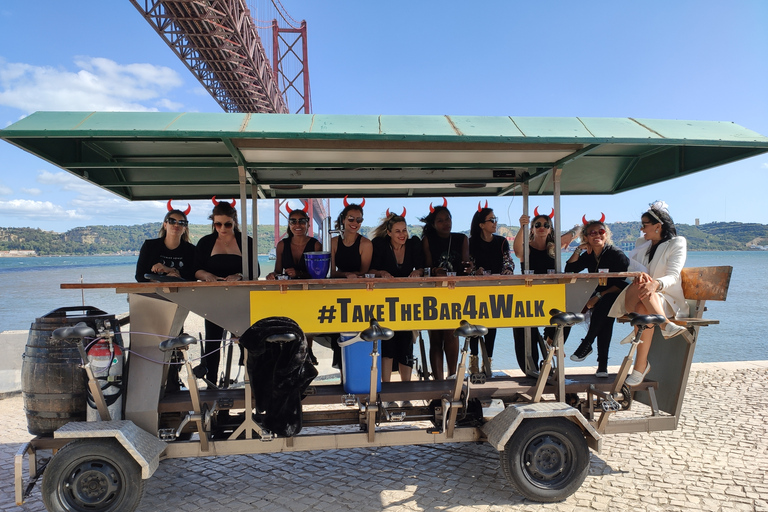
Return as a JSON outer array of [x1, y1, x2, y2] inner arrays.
[[1, 0, 766, 233]]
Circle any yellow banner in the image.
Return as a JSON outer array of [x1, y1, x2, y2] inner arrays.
[[250, 284, 565, 333]]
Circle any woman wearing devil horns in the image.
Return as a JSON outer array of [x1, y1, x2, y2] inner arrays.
[[194, 198, 258, 384], [369, 210, 425, 383], [420, 199, 470, 380], [266, 202, 322, 280], [466, 203, 515, 375], [135, 200, 196, 282], [565, 214, 629, 378], [330, 196, 373, 279]]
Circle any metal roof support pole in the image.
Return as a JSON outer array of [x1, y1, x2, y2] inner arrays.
[[238, 165, 249, 278], [251, 181, 259, 281], [553, 166, 563, 271], [521, 179, 536, 377]]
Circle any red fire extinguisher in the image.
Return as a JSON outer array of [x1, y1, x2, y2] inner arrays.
[[86, 338, 123, 421]]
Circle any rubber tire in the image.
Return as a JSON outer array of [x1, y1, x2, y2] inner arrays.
[[42, 438, 145, 512], [500, 417, 589, 502]]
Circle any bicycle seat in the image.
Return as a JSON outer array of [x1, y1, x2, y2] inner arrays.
[[628, 313, 666, 327], [265, 333, 298, 344], [52, 322, 95, 341], [453, 320, 488, 338], [548, 309, 585, 327], [159, 334, 198, 352], [360, 319, 394, 342]]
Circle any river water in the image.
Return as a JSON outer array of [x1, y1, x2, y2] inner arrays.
[[1, 252, 765, 366]]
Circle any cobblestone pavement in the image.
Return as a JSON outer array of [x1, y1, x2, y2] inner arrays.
[[2, 363, 767, 512]]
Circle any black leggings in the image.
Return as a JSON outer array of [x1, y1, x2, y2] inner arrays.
[[581, 294, 618, 368], [469, 328, 498, 357]]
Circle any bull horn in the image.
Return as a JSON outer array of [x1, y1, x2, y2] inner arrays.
[[582, 215, 588, 225], [343, 195, 349, 207], [599, 212, 605, 223], [168, 199, 191, 215]]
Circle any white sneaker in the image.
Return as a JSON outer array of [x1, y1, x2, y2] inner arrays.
[[625, 363, 651, 386], [662, 322, 687, 339]]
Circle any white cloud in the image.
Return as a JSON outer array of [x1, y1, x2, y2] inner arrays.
[[0, 199, 86, 220], [0, 57, 185, 113], [0, 184, 11, 195], [21, 187, 41, 195]]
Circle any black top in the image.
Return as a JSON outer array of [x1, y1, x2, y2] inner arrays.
[[469, 235, 510, 275], [135, 237, 196, 282], [425, 232, 467, 275], [194, 232, 258, 279], [371, 236, 425, 277], [280, 236, 321, 275], [334, 234, 362, 273], [564, 244, 629, 291], [521, 245, 556, 275]]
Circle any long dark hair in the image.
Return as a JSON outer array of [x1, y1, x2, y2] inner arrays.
[[208, 201, 239, 233], [285, 209, 309, 239], [470, 208, 493, 240], [419, 206, 450, 240], [643, 205, 677, 260], [335, 204, 363, 231]]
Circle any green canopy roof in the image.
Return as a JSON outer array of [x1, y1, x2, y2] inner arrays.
[[2, 111, 767, 201]]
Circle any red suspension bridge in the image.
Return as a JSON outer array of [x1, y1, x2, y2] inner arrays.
[[129, 0, 324, 243]]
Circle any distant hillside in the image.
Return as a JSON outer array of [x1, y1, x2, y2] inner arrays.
[[1, 221, 766, 256]]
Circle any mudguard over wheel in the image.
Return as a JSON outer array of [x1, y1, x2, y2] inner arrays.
[[500, 417, 589, 502], [42, 438, 145, 512]]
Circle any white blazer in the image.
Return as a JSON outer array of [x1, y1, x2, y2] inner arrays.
[[631, 236, 689, 318]]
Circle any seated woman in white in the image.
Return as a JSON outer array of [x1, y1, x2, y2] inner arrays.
[[609, 201, 689, 386]]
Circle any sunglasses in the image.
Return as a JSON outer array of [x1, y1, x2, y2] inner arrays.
[[587, 228, 606, 237], [214, 221, 234, 229], [346, 216, 364, 224], [166, 218, 188, 227], [483, 217, 498, 223], [289, 218, 309, 225], [534, 222, 550, 229]]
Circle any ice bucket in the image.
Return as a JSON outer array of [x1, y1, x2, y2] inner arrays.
[[304, 251, 331, 279]]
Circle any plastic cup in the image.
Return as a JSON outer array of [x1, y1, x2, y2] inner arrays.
[[598, 268, 609, 273], [446, 271, 457, 277], [547, 269, 556, 274], [365, 273, 375, 279], [483, 270, 492, 276], [524, 270, 535, 275], [277, 274, 289, 280]]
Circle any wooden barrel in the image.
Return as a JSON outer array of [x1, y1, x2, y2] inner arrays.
[[21, 306, 118, 436]]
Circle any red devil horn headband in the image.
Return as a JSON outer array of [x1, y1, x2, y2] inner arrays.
[[385, 207, 407, 218], [477, 200, 489, 212], [343, 195, 366, 208], [429, 196, 448, 213], [285, 201, 309, 214], [167, 199, 191, 216], [582, 212, 606, 225], [533, 206, 555, 219], [211, 196, 236, 209]]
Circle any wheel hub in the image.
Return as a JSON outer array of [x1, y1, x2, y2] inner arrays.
[[66, 462, 120, 507], [524, 434, 568, 482]]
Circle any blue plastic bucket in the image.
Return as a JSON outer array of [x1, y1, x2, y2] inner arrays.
[[340, 332, 381, 394]]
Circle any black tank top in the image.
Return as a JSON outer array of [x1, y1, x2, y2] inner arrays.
[[335, 234, 362, 272], [281, 236, 320, 273]]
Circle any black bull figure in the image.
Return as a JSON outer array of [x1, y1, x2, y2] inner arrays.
[[238, 317, 319, 437]]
